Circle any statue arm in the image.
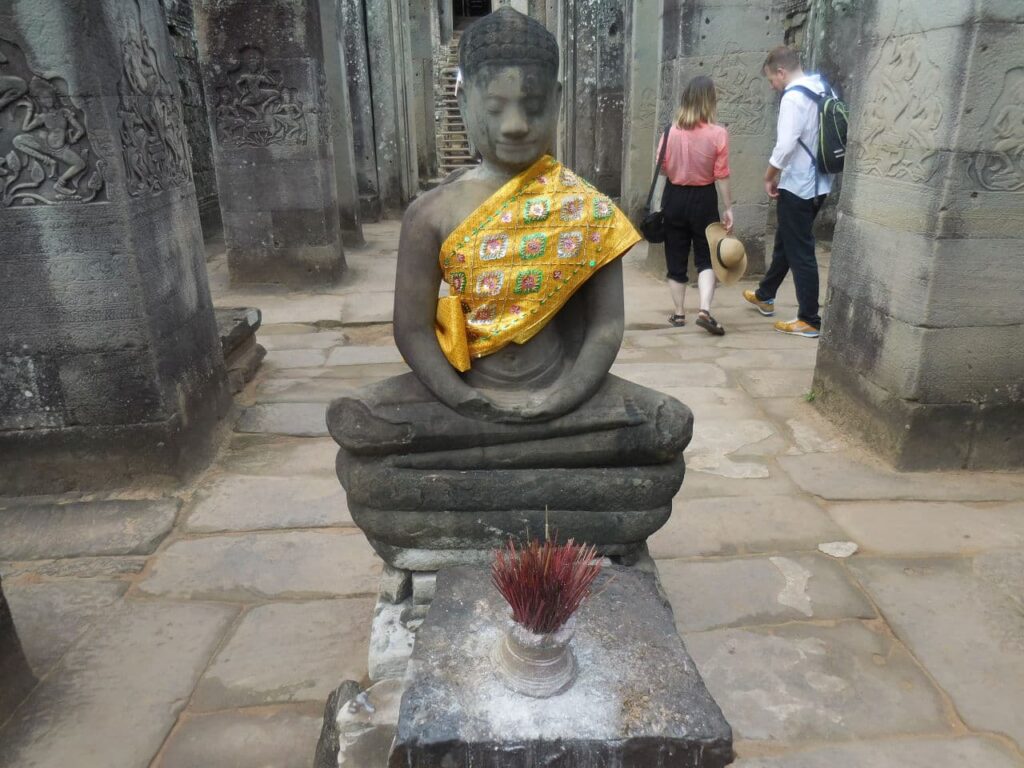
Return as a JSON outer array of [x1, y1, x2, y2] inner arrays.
[[393, 196, 503, 420], [520, 258, 625, 421]]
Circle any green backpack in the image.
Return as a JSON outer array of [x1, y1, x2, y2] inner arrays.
[[788, 83, 849, 174]]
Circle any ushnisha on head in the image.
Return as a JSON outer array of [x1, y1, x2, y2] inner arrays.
[[458, 8, 561, 173]]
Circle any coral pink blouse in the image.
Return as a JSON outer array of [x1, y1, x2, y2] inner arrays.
[[658, 122, 731, 186]]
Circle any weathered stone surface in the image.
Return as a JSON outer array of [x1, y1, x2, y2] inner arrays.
[[185, 474, 351, 532], [314, 680, 362, 768], [0, 499, 179, 560], [734, 737, 1024, 768], [192, 598, 373, 710], [259, 331, 349, 351], [324, 345, 405, 366], [680, 463, 799, 499], [0, 556, 147, 580], [611, 362, 730, 389], [685, 622, 949, 743], [137, 530, 379, 600], [828, 501, 1024, 555], [236, 402, 329, 436], [660, 554, 874, 632], [0, 575, 35, 725], [0, 601, 236, 768], [650, 495, 845, 559], [194, 0, 346, 286], [367, 598, 416, 682], [220, 435, 338, 475], [0, 0, 229, 494], [3, 579, 127, 674], [686, 418, 777, 478], [392, 566, 733, 767], [156, 707, 322, 768], [778, 452, 1024, 502], [264, 348, 330, 369], [215, 307, 262, 358], [849, 557, 1024, 747]]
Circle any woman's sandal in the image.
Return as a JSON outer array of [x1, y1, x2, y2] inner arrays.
[[668, 314, 686, 327], [696, 310, 725, 336]]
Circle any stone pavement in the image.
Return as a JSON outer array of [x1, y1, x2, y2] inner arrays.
[[1, 221, 1022, 767]]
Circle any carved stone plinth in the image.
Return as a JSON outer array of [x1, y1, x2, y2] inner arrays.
[[813, 0, 1024, 469], [0, 0, 230, 494], [389, 566, 734, 767], [194, 0, 346, 286]]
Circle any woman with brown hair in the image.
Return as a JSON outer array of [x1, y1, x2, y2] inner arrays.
[[659, 75, 734, 334]]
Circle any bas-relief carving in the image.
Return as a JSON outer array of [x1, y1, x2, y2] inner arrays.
[[709, 52, 769, 136], [213, 47, 309, 148], [0, 40, 106, 207], [118, 0, 192, 197], [856, 36, 944, 183], [967, 66, 1024, 193]]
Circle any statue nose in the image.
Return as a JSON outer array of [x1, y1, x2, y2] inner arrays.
[[500, 108, 529, 138]]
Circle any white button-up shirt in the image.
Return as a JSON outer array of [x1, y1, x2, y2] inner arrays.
[[769, 73, 835, 200]]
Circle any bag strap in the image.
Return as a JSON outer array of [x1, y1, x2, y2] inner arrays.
[[786, 84, 826, 103], [645, 124, 671, 210]]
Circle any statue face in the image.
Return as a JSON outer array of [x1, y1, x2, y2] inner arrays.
[[460, 65, 560, 173]]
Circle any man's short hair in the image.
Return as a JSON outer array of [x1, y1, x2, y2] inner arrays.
[[763, 46, 801, 73], [459, 7, 559, 81]]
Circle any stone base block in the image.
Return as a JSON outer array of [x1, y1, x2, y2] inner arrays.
[[390, 565, 733, 767], [227, 244, 345, 288], [368, 598, 416, 682], [0, 386, 231, 495]]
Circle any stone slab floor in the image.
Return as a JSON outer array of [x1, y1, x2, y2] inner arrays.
[[2, 221, 1023, 767]]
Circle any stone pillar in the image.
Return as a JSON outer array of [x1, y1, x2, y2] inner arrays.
[[814, 0, 1024, 470], [438, 0, 454, 44], [620, 0, 661, 222], [408, 0, 439, 181], [339, 0, 382, 221], [558, 0, 627, 197], [319, 0, 364, 246], [0, 0, 229, 494], [194, 0, 346, 286], [658, 0, 789, 273], [0, 576, 35, 723], [159, 0, 221, 236], [365, 0, 419, 213]]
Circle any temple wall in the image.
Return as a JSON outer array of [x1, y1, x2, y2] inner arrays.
[[813, 0, 1024, 469], [0, 0, 229, 493]]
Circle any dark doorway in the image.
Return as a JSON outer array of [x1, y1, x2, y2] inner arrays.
[[454, 0, 491, 27]]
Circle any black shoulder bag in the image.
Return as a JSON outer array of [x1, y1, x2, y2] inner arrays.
[[639, 124, 671, 243]]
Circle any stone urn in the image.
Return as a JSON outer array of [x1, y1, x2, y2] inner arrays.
[[493, 613, 577, 698]]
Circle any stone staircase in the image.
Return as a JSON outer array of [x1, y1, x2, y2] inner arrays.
[[436, 32, 478, 176]]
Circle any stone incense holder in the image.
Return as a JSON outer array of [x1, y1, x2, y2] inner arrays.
[[493, 612, 577, 698]]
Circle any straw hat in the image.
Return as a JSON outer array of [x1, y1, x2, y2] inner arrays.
[[705, 223, 748, 285]]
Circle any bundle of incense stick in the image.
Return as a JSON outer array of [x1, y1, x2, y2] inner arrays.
[[491, 535, 601, 635]]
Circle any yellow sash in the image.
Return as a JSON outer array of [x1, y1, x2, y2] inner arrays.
[[435, 155, 641, 371]]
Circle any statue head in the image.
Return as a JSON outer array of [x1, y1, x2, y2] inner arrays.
[[458, 8, 561, 173], [240, 46, 264, 73]]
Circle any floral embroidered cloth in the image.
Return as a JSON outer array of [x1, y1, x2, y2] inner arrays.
[[435, 155, 641, 371]]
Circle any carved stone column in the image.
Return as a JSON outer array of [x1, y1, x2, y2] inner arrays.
[[194, 0, 346, 285], [0, 0, 229, 494], [657, 0, 789, 273], [814, 0, 1024, 470], [619, 0, 661, 223], [339, 0, 382, 221], [408, 0, 439, 181], [364, 0, 419, 214], [319, 0, 364, 246]]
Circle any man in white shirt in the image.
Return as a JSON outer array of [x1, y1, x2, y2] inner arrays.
[[743, 46, 834, 338]]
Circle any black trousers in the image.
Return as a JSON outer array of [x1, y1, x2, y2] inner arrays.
[[756, 189, 826, 328], [662, 181, 719, 284]]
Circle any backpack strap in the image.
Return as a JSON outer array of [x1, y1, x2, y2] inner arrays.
[[645, 124, 672, 211], [786, 84, 826, 103]]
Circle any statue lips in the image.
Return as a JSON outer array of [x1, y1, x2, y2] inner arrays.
[[496, 140, 541, 164]]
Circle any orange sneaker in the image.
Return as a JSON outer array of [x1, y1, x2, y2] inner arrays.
[[743, 289, 775, 316], [774, 319, 820, 338]]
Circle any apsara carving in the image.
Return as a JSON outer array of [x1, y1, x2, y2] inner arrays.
[[0, 39, 106, 207], [117, 0, 192, 197], [857, 36, 944, 183], [967, 67, 1024, 192], [214, 47, 309, 148]]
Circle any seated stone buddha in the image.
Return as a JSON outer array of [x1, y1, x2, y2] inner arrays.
[[327, 8, 693, 571]]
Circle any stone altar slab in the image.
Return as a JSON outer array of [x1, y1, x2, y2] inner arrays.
[[391, 565, 734, 767]]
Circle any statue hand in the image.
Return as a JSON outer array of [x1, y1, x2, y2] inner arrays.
[[453, 391, 509, 423]]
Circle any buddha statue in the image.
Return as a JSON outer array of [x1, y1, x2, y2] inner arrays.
[[327, 8, 693, 571]]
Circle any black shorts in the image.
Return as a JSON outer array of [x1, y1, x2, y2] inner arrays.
[[662, 182, 719, 283]]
